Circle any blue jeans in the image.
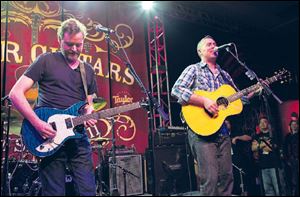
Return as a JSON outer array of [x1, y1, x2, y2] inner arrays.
[[39, 136, 96, 196], [188, 129, 233, 196], [261, 168, 280, 196]]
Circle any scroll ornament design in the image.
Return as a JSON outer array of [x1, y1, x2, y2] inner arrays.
[[2, 2, 134, 50]]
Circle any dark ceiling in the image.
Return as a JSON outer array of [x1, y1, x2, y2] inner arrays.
[[152, 1, 299, 37], [146, 1, 299, 88]]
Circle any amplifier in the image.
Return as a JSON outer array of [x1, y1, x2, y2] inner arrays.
[[108, 154, 143, 196], [145, 145, 197, 195], [106, 146, 136, 156], [154, 126, 187, 146]]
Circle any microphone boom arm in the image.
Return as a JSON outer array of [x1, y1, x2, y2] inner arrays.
[[225, 45, 282, 104], [106, 36, 169, 121]]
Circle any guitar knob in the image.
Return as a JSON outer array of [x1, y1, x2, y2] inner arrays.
[[39, 145, 44, 150]]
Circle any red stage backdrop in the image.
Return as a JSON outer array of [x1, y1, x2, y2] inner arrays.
[[279, 100, 299, 137], [1, 2, 149, 163]]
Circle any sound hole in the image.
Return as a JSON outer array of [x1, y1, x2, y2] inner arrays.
[[216, 97, 229, 109]]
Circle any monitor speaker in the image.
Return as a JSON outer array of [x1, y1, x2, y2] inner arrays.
[[145, 145, 196, 195], [109, 154, 143, 196]]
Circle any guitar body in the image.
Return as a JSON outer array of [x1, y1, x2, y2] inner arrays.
[[182, 85, 243, 136], [21, 101, 86, 157]]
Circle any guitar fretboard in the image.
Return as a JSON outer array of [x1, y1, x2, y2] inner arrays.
[[227, 75, 279, 103], [72, 102, 141, 127]]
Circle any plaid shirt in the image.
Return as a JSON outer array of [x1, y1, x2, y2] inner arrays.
[[171, 61, 248, 135]]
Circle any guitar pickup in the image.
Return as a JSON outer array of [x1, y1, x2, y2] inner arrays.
[[65, 118, 73, 129], [50, 122, 57, 131]]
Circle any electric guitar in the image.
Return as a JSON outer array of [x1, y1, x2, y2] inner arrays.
[[21, 101, 145, 157], [182, 69, 290, 136]]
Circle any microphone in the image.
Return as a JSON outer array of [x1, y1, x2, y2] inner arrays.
[[213, 43, 233, 52], [95, 24, 115, 33]]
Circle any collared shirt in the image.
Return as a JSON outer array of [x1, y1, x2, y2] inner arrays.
[[171, 61, 248, 136]]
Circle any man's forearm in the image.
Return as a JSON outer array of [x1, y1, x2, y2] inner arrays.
[[188, 94, 206, 107], [9, 91, 40, 126]]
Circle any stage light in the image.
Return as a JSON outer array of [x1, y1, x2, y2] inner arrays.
[[141, 1, 154, 11]]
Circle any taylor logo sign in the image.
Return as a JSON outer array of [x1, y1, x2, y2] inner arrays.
[[113, 91, 134, 105]]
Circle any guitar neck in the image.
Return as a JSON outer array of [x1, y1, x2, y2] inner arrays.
[[227, 75, 279, 103], [72, 102, 141, 126]]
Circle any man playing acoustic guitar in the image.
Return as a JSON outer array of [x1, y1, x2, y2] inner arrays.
[[171, 35, 260, 196]]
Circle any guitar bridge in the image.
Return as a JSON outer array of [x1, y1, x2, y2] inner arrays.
[[204, 108, 218, 118]]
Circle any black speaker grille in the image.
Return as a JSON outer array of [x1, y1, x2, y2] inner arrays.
[[109, 154, 143, 196]]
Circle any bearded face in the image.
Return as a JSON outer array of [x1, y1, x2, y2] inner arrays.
[[59, 32, 84, 64]]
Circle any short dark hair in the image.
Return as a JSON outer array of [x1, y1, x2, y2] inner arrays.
[[57, 18, 87, 40], [289, 119, 299, 127], [258, 114, 268, 122]]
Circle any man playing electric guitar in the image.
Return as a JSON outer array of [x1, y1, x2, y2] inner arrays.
[[171, 35, 260, 195], [9, 18, 97, 196]]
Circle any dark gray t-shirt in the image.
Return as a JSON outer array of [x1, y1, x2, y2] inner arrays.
[[24, 52, 97, 109]]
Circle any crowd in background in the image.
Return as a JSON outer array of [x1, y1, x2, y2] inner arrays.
[[229, 113, 299, 196]]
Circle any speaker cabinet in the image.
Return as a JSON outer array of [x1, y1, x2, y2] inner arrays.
[[109, 154, 143, 196], [145, 145, 196, 195]]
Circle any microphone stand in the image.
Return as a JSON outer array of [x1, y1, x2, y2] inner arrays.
[[1, 96, 12, 196], [225, 46, 282, 104], [225, 45, 282, 140], [232, 162, 246, 196], [1, 3, 9, 195], [185, 133, 193, 192], [109, 162, 140, 196], [226, 45, 283, 195], [95, 139, 104, 196], [105, 32, 169, 196], [103, 31, 120, 196]]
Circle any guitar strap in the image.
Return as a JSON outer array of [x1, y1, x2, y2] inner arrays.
[[79, 60, 89, 99]]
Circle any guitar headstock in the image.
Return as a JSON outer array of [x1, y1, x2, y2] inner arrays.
[[273, 68, 292, 84]]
